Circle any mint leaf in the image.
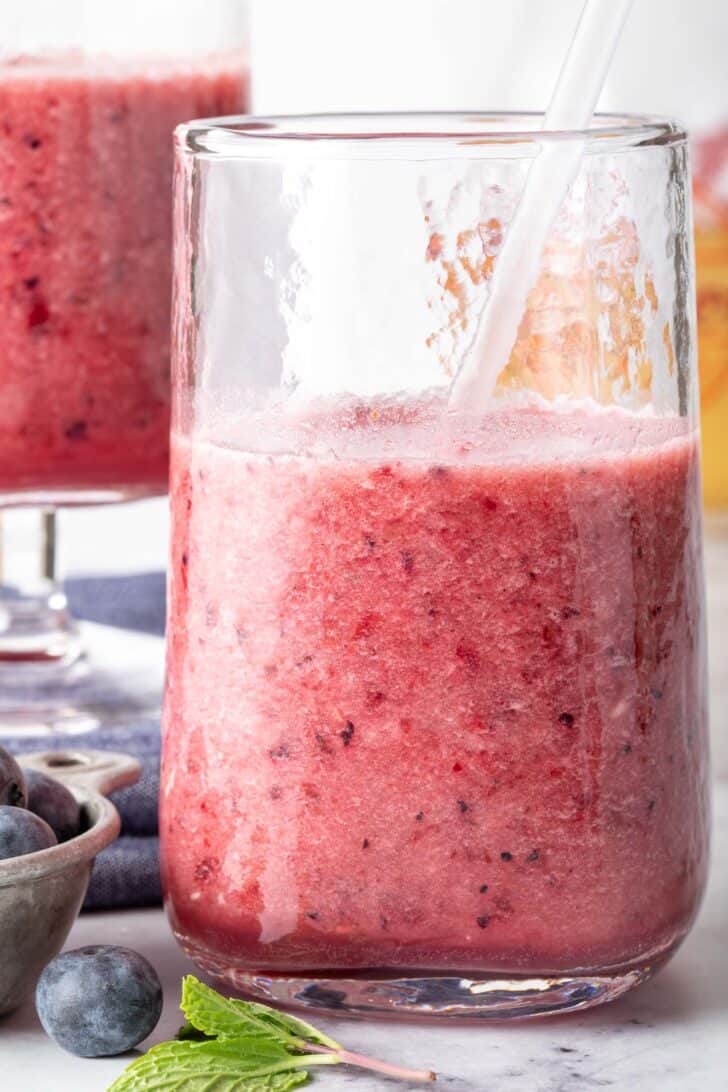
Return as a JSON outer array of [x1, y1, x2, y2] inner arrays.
[[182, 978, 342, 1052], [181, 977, 339, 1052], [181, 977, 299, 1048], [109, 976, 436, 1090], [176, 1021, 212, 1042], [245, 1003, 341, 1052], [107, 1038, 311, 1091]]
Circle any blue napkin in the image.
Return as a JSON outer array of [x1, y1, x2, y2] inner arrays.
[[66, 571, 166, 638], [83, 836, 161, 910], [1, 572, 166, 910]]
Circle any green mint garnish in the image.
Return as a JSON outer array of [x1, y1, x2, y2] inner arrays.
[[108, 975, 436, 1090]]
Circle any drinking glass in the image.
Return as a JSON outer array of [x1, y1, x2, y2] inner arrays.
[[0, 0, 248, 732], [162, 113, 709, 1018]]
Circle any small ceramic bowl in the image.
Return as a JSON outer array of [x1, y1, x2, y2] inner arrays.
[[0, 748, 140, 1016]]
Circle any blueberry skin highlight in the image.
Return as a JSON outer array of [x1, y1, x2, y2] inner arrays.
[[0, 746, 27, 808], [23, 768, 81, 842], [35, 945, 163, 1057], [0, 806, 56, 860]]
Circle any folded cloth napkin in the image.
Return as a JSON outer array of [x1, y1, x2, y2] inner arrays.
[[66, 571, 166, 638], [83, 836, 161, 911], [0, 572, 166, 911]]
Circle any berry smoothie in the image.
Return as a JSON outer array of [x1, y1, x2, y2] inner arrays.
[[161, 399, 708, 976], [0, 55, 246, 497]]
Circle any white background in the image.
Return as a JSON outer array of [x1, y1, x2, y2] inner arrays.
[[0, 0, 247, 58], [251, 0, 728, 132]]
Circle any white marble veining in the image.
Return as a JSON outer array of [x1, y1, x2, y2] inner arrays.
[[1, 518, 725, 1091]]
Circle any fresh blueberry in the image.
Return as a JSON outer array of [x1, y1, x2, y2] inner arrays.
[[35, 945, 163, 1057], [0, 745, 27, 808], [0, 806, 56, 860], [23, 768, 81, 842]]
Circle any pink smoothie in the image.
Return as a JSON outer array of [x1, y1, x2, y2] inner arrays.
[[0, 55, 246, 496], [161, 400, 708, 975]]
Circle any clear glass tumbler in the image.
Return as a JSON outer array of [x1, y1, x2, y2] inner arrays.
[[162, 113, 710, 1018], [0, 0, 248, 732]]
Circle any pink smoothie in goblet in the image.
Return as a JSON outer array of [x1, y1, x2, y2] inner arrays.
[[0, 54, 246, 497]]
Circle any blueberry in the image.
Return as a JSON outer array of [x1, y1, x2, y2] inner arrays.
[[0, 806, 56, 860], [0, 745, 27, 808], [35, 945, 163, 1057], [23, 768, 80, 842]]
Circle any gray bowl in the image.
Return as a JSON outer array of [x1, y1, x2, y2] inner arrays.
[[0, 748, 140, 1016]]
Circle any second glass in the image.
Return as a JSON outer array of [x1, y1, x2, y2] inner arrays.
[[0, 1, 248, 731], [162, 113, 709, 1018]]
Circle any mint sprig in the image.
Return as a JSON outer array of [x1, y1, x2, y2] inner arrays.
[[179, 976, 340, 1050], [108, 975, 436, 1091]]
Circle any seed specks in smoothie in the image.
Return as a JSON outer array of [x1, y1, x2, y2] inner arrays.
[[64, 420, 87, 441], [500, 852, 513, 862], [340, 721, 355, 746]]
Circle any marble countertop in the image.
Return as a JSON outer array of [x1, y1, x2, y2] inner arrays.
[[2, 787, 726, 1092], [1, 514, 726, 1091]]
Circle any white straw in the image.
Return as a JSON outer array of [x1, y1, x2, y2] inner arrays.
[[449, 0, 634, 412]]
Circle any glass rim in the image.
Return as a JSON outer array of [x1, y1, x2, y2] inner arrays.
[[177, 111, 686, 159]]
